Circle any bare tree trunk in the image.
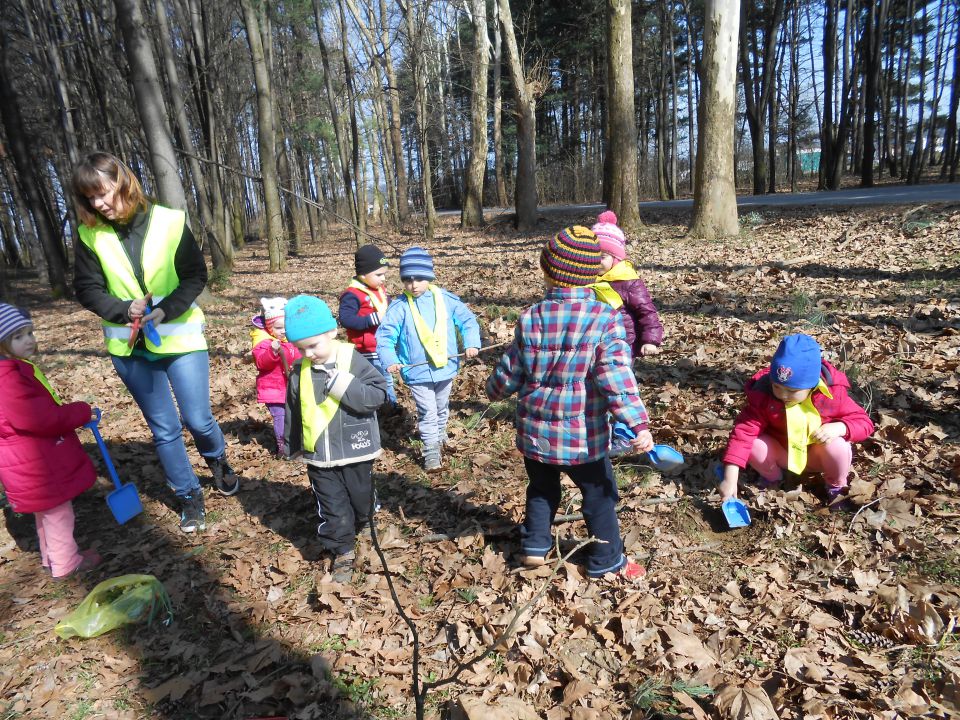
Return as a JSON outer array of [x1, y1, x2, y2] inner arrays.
[[907, 0, 927, 184], [492, 0, 507, 206], [942, 6, 960, 180], [154, 0, 230, 273], [339, 0, 366, 240], [683, 0, 697, 192], [604, 0, 641, 229], [497, 0, 538, 231], [378, 0, 408, 221], [688, 0, 740, 239], [0, 45, 68, 296], [114, 0, 186, 209], [402, 0, 437, 240], [461, 0, 489, 228], [240, 0, 285, 270], [861, 0, 889, 186]]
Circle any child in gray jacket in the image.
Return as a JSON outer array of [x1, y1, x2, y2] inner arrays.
[[284, 295, 387, 583]]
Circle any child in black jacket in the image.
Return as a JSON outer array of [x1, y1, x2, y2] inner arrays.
[[284, 295, 387, 583]]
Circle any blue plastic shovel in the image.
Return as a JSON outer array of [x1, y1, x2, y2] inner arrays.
[[722, 499, 752, 528], [84, 409, 144, 525], [713, 465, 752, 528], [612, 423, 686, 472]]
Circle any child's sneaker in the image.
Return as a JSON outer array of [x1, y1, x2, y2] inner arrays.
[[423, 445, 442, 472], [205, 454, 240, 496], [331, 550, 356, 583], [53, 549, 102, 581], [521, 554, 547, 568], [827, 485, 852, 513], [597, 558, 646, 583], [179, 492, 206, 533]]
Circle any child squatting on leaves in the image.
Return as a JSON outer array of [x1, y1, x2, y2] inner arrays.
[[338, 244, 397, 405], [376, 246, 482, 472], [486, 226, 654, 581], [251, 297, 301, 458], [718, 333, 875, 507], [591, 210, 664, 359], [0, 303, 102, 578], [282, 295, 388, 583]]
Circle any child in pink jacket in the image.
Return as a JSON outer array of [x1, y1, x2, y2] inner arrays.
[[0, 303, 101, 578], [251, 297, 301, 457], [719, 334, 874, 507]]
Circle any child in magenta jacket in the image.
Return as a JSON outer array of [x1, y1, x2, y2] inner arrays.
[[719, 334, 874, 506], [0, 303, 101, 578], [251, 297, 301, 457], [591, 211, 664, 358]]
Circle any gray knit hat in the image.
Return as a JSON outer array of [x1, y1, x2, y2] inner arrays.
[[0, 303, 31, 343]]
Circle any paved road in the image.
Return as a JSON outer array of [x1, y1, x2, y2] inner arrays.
[[439, 182, 960, 217]]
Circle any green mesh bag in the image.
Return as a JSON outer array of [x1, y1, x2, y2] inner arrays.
[[54, 574, 173, 639]]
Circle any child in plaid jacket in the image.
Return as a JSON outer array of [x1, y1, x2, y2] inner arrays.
[[486, 226, 653, 580]]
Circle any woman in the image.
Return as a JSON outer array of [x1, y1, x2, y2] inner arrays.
[[71, 151, 238, 533]]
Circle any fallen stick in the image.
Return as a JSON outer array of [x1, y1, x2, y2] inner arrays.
[[417, 497, 682, 543]]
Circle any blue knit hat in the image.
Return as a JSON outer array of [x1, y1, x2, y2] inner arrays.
[[284, 295, 336, 342], [399, 246, 435, 280], [0, 303, 31, 343], [770, 334, 822, 389]]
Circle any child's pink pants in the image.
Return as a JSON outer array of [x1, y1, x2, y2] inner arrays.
[[34, 500, 82, 577], [748, 434, 853, 495]]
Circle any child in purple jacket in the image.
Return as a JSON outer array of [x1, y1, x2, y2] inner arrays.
[[592, 211, 664, 358], [486, 226, 653, 582]]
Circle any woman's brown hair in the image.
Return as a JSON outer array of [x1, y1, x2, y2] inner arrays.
[[71, 152, 147, 226]]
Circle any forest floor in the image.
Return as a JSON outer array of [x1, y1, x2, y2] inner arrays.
[[0, 200, 959, 720]]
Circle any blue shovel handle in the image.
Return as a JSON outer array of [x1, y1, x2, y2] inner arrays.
[[613, 423, 684, 470], [84, 409, 123, 491]]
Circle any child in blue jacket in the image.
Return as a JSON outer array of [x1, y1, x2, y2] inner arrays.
[[376, 247, 481, 471]]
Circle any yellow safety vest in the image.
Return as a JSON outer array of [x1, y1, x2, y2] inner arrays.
[[25, 360, 61, 405], [589, 281, 624, 309], [349, 279, 388, 315], [784, 379, 833, 473], [301, 341, 355, 451], [77, 205, 207, 357], [405, 285, 448, 367]]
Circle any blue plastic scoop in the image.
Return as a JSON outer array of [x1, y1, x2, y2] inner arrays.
[[722, 498, 751, 528], [611, 423, 686, 471], [85, 409, 143, 525]]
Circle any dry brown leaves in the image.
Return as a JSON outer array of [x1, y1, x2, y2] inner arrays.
[[0, 202, 958, 719]]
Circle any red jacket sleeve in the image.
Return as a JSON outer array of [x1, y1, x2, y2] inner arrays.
[[252, 339, 281, 371], [722, 395, 767, 468], [830, 385, 875, 442], [5, 367, 91, 437]]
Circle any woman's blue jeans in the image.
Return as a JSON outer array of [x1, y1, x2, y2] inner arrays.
[[112, 351, 225, 497]]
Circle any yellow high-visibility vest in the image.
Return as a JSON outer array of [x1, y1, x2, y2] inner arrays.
[[348, 279, 388, 315], [405, 285, 448, 367], [25, 360, 61, 404], [77, 206, 207, 356], [301, 341, 354, 451]]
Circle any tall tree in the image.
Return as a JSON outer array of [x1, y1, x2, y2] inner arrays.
[[114, 0, 187, 209], [498, 0, 538, 231], [461, 0, 489, 228], [689, 0, 740, 239], [861, 0, 890, 186], [738, 0, 786, 194], [240, 0, 285, 270], [603, 0, 641, 230], [0, 60, 68, 295]]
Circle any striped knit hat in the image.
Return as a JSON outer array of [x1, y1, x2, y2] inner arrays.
[[0, 303, 31, 343], [539, 226, 602, 287], [399, 246, 435, 280]]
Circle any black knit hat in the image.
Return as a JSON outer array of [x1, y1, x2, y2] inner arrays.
[[355, 244, 389, 276]]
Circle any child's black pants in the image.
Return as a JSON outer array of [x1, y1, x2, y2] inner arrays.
[[307, 460, 374, 556]]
